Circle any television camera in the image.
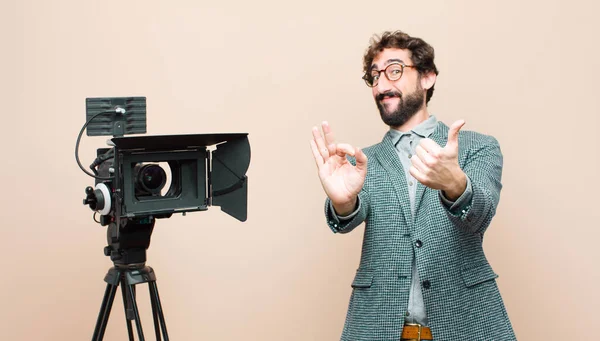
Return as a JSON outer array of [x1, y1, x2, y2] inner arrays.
[[77, 96, 250, 341]]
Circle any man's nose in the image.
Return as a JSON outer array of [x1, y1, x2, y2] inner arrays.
[[376, 73, 392, 93]]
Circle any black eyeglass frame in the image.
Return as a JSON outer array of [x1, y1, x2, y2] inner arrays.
[[362, 62, 416, 87]]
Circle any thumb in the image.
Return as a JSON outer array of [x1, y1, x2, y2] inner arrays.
[[446, 119, 465, 150]]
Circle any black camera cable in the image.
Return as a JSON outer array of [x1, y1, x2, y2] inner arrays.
[[75, 110, 118, 180]]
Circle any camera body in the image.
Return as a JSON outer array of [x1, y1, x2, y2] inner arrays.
[[88, 133, 249, 224], [81, 97, 250, 264]]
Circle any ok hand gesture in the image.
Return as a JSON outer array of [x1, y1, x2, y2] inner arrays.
[[310, 122, 368, 216]]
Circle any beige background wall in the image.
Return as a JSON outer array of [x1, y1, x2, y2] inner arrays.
[[2, 0, 599, 340]]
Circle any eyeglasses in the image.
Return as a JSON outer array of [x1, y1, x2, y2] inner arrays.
[[362, 62, 416, 87]]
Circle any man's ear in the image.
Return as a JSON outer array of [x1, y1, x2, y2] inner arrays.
[[421, 71, 437, 90]]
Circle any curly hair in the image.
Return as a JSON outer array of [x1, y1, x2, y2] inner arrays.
[[363, 30, 439, 103]]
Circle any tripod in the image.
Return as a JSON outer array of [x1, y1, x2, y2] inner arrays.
[[90, 217, 170, 341]]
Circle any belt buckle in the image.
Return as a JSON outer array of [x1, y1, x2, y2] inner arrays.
[[403, 323, 422, 341]]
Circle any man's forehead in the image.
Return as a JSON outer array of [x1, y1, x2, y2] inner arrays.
[[371, 48, 412, 69]]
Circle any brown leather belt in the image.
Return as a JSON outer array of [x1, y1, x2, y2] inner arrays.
[[400, 323, 433, 341]]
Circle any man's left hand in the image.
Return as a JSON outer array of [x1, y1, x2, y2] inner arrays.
[[409, 120, 467, 201]]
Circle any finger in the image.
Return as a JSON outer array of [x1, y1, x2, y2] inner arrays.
[[409, 165, 427, 185], [312, 126, 330, 159], [335, 143, 356, 158], [446, 119, 465, 150], [309, 140, 324, 169], [355, 147, 368, 176], [410, 153, 428, 174], [322, 121, 336, 153], [415, 144, 436, 167], [418, 138, 442, 157]]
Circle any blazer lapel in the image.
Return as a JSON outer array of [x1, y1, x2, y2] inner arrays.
[[414, 122, 449, 214], [375, 133, 413, 228]]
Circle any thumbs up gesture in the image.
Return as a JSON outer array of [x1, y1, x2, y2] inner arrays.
[[409, 120, 467, 201]]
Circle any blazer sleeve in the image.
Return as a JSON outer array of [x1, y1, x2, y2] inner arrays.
[[324, 189, 370, 234], [443, 135, 503, 235]]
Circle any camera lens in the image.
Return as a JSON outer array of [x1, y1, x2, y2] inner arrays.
[[135, 164, 167, 195]]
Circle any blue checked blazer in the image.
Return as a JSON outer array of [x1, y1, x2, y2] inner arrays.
[[325, 122, 516, 341]]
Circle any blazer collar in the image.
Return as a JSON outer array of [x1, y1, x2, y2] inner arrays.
[[375, 132, 412, 227]]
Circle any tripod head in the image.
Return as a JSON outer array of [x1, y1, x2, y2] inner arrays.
[[103, 216, 155, 266], [84, 185, 161, 265]]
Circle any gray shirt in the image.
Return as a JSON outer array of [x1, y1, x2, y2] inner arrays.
[[333, 115, 473, 326]]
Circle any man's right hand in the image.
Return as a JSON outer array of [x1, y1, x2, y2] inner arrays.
[[310, 121, 368, 216]]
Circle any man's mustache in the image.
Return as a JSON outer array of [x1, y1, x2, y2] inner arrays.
[[376, 91, 403, 102]]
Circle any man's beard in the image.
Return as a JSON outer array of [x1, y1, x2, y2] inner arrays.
[[376, 86, 425, 127]]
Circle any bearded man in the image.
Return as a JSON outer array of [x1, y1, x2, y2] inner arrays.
[[310, 30, 516, 341]]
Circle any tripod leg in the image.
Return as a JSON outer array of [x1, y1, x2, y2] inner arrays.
[[126, 283, 146, 341], [149, 281, 170, 341], [120, 277, 135, 341], [91, 283, 119, 341], [149, 282, 162, 341]]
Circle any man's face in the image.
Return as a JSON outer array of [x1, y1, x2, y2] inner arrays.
[[370, 48, 426, 127]]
